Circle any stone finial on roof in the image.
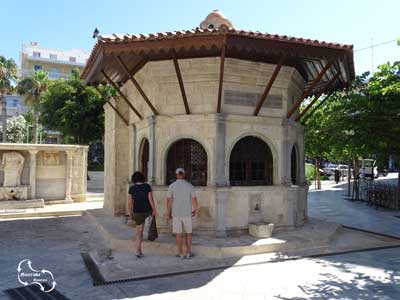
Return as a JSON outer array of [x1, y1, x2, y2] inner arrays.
[[200, 10, 233, 30]]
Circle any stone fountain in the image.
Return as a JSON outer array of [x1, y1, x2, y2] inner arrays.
[[0, 144, 88, 211]]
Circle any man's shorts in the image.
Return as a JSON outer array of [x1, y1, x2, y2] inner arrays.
[[172, 216, 192, 234]]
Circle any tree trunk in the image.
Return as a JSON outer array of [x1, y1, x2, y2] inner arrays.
[[1, 92, 7, 143], [316, 158, 321, 190], [347, 159, 351, 196], [398, 166, 400, 187], [352, 158, 360, 201], [33, 95, 39, 144]]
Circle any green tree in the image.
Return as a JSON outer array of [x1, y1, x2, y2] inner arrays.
[[304, 62, 400, 190], [0, 56, 18, 142], [0, 115, 28, 143], [17, 70, 49, 143], [40, 72, 107, 144]]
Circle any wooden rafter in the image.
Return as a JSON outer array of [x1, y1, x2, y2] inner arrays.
[[106, 101, 129, 126], [287, 59, 335, 118], [101, 70, 143, 120], [295, 72, 340, 122], [300, 91, 334, 124], [172, 50, 190, 114], [217, 38, 226, 113], [253, 56, 285, 116], [94, 85, 129, 125], [114, 56, 158, 115]]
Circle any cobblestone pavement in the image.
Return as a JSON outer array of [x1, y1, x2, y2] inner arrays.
[[0, 174, 399, 299]]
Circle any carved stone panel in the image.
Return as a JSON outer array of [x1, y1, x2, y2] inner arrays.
[[1, 151, 25, 187], [224, 90, 282, 108]]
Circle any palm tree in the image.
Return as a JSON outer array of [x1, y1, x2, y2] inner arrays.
[[0, 56, 18, 142], [17, 70, 49, 144]]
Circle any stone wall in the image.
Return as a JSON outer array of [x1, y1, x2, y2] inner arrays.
[[0, 144, 88, 201]]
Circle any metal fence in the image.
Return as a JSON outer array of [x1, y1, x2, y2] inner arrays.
[[365, 181, 400, 210]]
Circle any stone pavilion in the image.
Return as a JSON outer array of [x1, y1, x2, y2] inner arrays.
[[82, 11, 354, 236]]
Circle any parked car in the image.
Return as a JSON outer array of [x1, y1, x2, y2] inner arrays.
[[360, 159, 378, 179], [337, 164, 352, 177], [323, 164, 337, 176]]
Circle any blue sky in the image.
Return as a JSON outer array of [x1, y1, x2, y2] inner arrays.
[[1, 0, 399, 74]]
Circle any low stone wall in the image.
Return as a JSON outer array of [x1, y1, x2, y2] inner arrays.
[[0, 144, 88, 201], [129, 184, 308, 236]]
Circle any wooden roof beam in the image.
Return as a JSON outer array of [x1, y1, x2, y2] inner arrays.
[[114, 56, 158, 115], [300, 91, 334, 124], [172, 50, 190, 114], [106, 101, 129, 126], [94, 85, 129, 126], [295, 72, 340, 122], [253, 56, 285, 116], [101, 70, 143, 120], [287, 59, 335, 119], [217, 39, 226, 113]]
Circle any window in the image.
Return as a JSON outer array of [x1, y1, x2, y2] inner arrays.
[[34, 64, 42, 71], [230, 136, 273, 186], [166, 139, 207, 186], [291, 145, 298, 185], [139, 139, 149, 181], [49, 54, 57, 60], [33, 51, 41, 58], [46, 137, 58, 144], [49, 67, 59, 79], [12, 99, 19, 107], [69, 56, 76, 63]]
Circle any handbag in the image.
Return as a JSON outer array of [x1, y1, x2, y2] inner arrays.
[[147, 216, 158, 241]]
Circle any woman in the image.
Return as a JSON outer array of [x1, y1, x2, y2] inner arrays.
[[128, 171, 157, 257]]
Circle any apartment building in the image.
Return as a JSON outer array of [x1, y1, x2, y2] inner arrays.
[[20, 42, 88, 79]]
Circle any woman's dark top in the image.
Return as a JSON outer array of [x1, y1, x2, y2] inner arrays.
[[128, 183, 152, 213]]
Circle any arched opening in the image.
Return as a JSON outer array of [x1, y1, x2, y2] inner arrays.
[[291, 145, 298, 185], [229, 136, 273, 186], [166, 139, 207, 186], [139, 139, 149, 181]]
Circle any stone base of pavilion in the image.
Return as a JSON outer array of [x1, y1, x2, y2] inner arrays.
[[86, 209, 400, 283]]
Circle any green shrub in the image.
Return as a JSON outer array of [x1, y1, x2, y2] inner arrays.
[[88, 161, 104, 171], [305, 164, 316, 183]]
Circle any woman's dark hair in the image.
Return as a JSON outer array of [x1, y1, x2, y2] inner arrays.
[[131, 172, 146, 184]]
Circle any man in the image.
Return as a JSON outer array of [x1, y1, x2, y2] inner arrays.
[[167, 168, 198, 259]]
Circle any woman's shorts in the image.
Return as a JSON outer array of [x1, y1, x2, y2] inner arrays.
[[132, 212, 150, 225]]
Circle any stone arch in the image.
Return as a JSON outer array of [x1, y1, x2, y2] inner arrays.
[[228, 134, 276, 186], [138, 138, 149, 181], [164, 137, 209, 186], [226, 133, 278, 185]]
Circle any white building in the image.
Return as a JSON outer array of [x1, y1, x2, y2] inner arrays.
[[20, 42, 89, 79], [82, 11, 355, 236]]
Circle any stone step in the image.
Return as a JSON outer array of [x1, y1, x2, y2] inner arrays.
[[0, 209, 84, 220], [87, 209, 342, 259], [0, 199, 44, 210]]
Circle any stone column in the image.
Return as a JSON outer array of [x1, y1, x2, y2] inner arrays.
[[215, 113, 227, 186], [280, 119, 291, 186], [65, 150, 74, 201], [148, 116, 156, 185], [28, 150, 39, 199]]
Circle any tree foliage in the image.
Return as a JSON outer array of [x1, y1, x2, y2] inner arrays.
[[0, 115, 28, 143], [17, 70, 49, 143], [0, 56, 18, 142], [304, 61, 400, 187], [40, 71, 107, 144]]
